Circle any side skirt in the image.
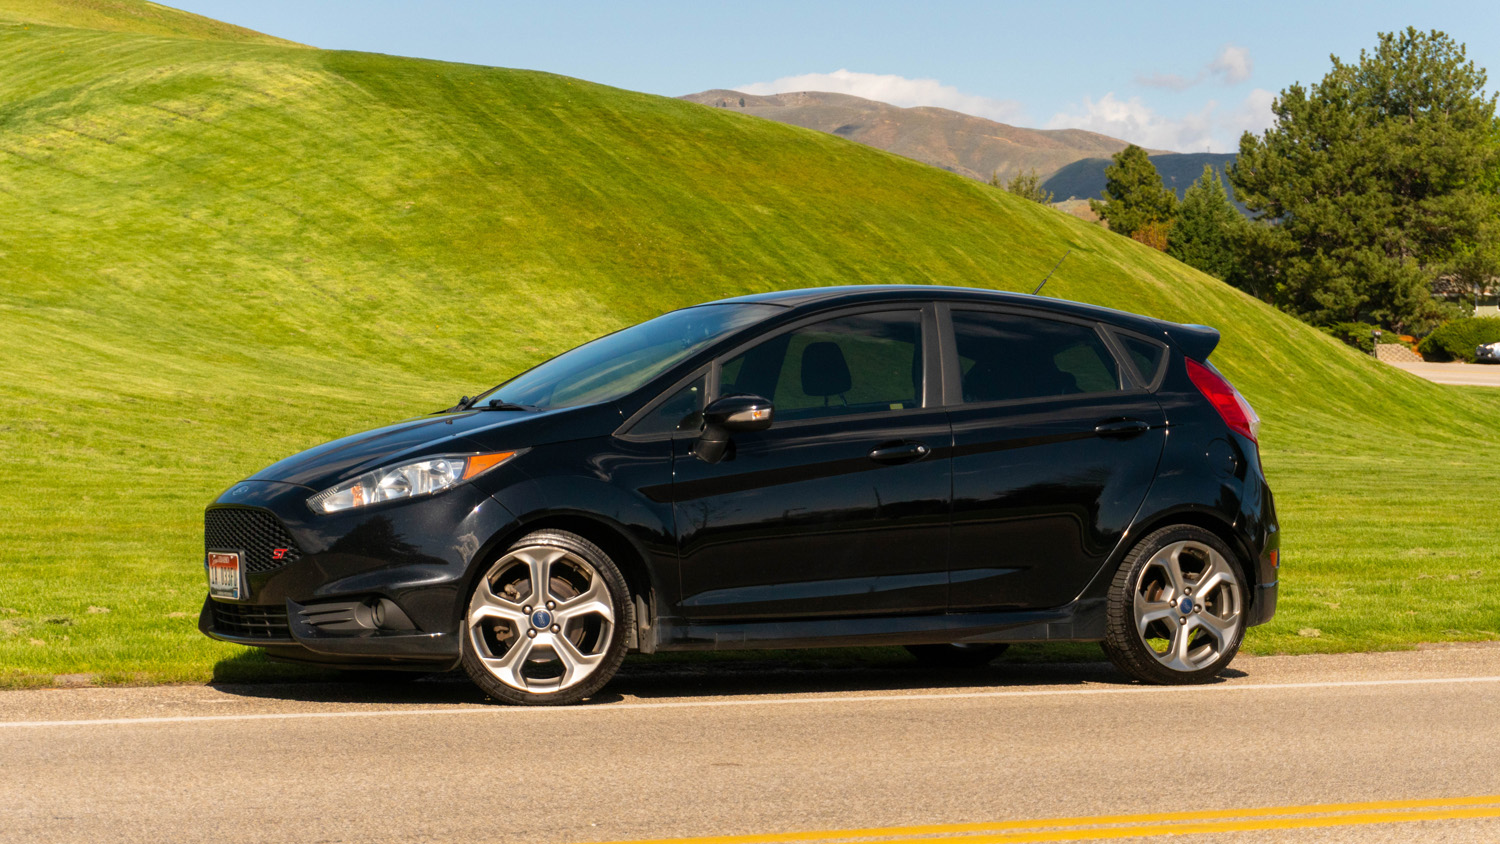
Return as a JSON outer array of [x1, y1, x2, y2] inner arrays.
[[654, 599, 1107, 652]]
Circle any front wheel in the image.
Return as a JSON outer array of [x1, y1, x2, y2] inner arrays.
[[1102, 526, 1247, 685], [460, 530, 632, 705]]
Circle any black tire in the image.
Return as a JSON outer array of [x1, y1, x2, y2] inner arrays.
[[1102, 525, 1247, 685], [460, 530, 632, 706], [905, 643, 1009, 668]]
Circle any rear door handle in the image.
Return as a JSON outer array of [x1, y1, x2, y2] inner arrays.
[[1094, 419, 1150, 438], [869, 441, 930, 464]]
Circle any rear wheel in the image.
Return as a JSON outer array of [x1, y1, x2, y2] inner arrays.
[[1102, 525, 1246, 685], [460, 530, 632, 705], [905, 643, 1009, 668]]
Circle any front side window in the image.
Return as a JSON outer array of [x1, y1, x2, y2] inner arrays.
[[952, 310, 1122, 404], [473, 304, 777, 410], [719, 310, 923, 422], [629, 375, 706, 436]]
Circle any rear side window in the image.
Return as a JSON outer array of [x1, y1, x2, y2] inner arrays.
[[720, 310, 923, 422], [952, 310, 1121, 403], [1117, 333, 1167, 387]]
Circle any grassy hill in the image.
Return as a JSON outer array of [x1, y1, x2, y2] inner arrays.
[[0, 0, 299, 44], [3, 6, 1499, 685], [680, 89, 1158, 184]]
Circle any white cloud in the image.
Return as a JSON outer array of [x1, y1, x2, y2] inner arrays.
[[1137, 45, 1254, 90], [737, 69, 1027, 124], [1046, 89, 1276, 153], [1210, 46, 1254, 85]]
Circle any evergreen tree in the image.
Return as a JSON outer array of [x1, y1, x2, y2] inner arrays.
[[1168, 165, 1243, 279], [1230, 28, 1500, 330], [997, 168, 1054, 204], [1090, 145, 1178, 239]]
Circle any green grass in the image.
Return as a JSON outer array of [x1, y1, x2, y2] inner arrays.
[[2, 9, 1498, 686], [0, 0, 300, 45]]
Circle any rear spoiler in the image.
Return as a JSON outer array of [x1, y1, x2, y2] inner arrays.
[[1162, 323, 1220, 362]]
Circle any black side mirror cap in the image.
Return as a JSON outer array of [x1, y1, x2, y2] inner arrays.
[[703, 394, 774, 432], [694, 394, 773, 463]]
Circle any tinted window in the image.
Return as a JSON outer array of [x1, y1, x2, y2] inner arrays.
[[720, 311, 922, 422], [952, 311, 1121, 403], [1118, 334, 1167, 386], [630, 375, 706, 436], [474, 304, 777, 409]]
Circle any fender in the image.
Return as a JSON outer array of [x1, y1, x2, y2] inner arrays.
[[458, 435, 679, 635]]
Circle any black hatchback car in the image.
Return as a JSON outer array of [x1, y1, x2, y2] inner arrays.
[[201, 285, 1279, 704]]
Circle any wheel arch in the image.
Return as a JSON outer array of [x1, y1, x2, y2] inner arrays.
[[1126, 508, 1259, 594], [464, 509, 662, 652]]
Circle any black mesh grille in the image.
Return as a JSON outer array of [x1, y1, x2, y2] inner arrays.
[[210, 602, 291, 640], [205, 508, 302, 574]]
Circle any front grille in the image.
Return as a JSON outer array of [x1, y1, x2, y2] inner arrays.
[[210, 602, 291, 640], [205, 507, 302, 574]]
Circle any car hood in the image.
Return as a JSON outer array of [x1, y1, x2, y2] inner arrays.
[[248, 403, 619, 490]]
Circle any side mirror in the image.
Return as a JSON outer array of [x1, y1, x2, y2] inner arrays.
[[694, 394, 773, 463]]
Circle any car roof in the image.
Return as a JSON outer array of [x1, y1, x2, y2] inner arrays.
[[710, 285, 1176, 337]]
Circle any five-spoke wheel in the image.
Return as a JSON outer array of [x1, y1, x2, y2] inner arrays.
[[460, 530, 630, 705], [1103, 526, 1247, 684]]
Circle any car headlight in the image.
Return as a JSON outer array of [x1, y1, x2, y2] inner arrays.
[[307, 452, 517, 514]]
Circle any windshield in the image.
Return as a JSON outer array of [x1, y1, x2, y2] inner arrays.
[[473, 303, 779, 410]]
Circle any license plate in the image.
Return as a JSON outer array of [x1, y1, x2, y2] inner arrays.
[[207, 551, 242, 600]]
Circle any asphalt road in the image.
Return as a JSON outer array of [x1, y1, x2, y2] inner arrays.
[[1387, 360, 1500, 387], [4, 646, 1500, 844]]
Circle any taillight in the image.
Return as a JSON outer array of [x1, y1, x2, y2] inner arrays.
[[1185, 358, 1260, 443]]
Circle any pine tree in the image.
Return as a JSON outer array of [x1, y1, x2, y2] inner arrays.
[[1230, 28, 1500, 330], [1168, 165, 1243, 279], [996, 168, 1053, 204], [1090, 145, 1178, 239]]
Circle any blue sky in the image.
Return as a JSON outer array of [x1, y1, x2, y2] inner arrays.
[[171, 1, 1498, 153]]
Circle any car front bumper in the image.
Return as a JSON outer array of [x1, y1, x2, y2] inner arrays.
[[197, 478, 519, 667]]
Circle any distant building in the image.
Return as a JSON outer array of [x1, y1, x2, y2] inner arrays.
[[1435, 278, 1500, 317]]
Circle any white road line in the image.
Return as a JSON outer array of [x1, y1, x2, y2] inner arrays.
[[3, 675, 1499, 729]]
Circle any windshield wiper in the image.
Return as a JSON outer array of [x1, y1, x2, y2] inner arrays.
[[439, 395, 537, 414]]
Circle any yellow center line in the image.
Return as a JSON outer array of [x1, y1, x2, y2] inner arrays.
[[885, 805, 1500, 843], [580, 794, 1500, 844]]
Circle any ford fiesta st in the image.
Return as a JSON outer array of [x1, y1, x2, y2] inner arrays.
[[201, 285, 1279, 704]]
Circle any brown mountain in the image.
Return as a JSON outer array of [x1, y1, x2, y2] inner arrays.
[[680, 89, 1163, 183]]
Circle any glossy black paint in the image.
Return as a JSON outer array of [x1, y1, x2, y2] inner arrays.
[[199, 285, 1279, 667]]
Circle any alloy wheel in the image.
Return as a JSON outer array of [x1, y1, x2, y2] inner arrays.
[[466, 545, 616, 694], [1130, 540, 1243, 672]]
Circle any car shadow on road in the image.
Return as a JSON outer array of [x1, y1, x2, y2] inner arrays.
[[207, 647, 1248, 707]]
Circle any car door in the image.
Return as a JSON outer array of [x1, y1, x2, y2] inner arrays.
[[671, 306, 952, 620], [941, 305, 1168, 611]]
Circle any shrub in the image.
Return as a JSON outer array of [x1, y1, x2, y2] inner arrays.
[[1326, 322, 1384, 354], [1417, 317, 1500, 362], [1130, 220, 1171, 252]]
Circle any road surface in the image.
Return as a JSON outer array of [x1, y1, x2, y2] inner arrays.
[[3, 645, 1500, 843], [1386, 360, 1500, 387]]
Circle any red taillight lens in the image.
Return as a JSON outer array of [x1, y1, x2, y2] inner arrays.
[[1185, 358, 1260, 443]]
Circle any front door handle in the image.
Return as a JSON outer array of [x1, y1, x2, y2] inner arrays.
[[1094, 418, 1150, 438], [869, 441, 931, 464]]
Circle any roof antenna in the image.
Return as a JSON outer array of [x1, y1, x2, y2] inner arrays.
[[1032, 249, 1071, 296]]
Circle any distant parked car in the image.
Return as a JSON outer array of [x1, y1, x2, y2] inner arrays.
[[1476, 341, 1500, 363], [199, 285, 1280, 704]]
